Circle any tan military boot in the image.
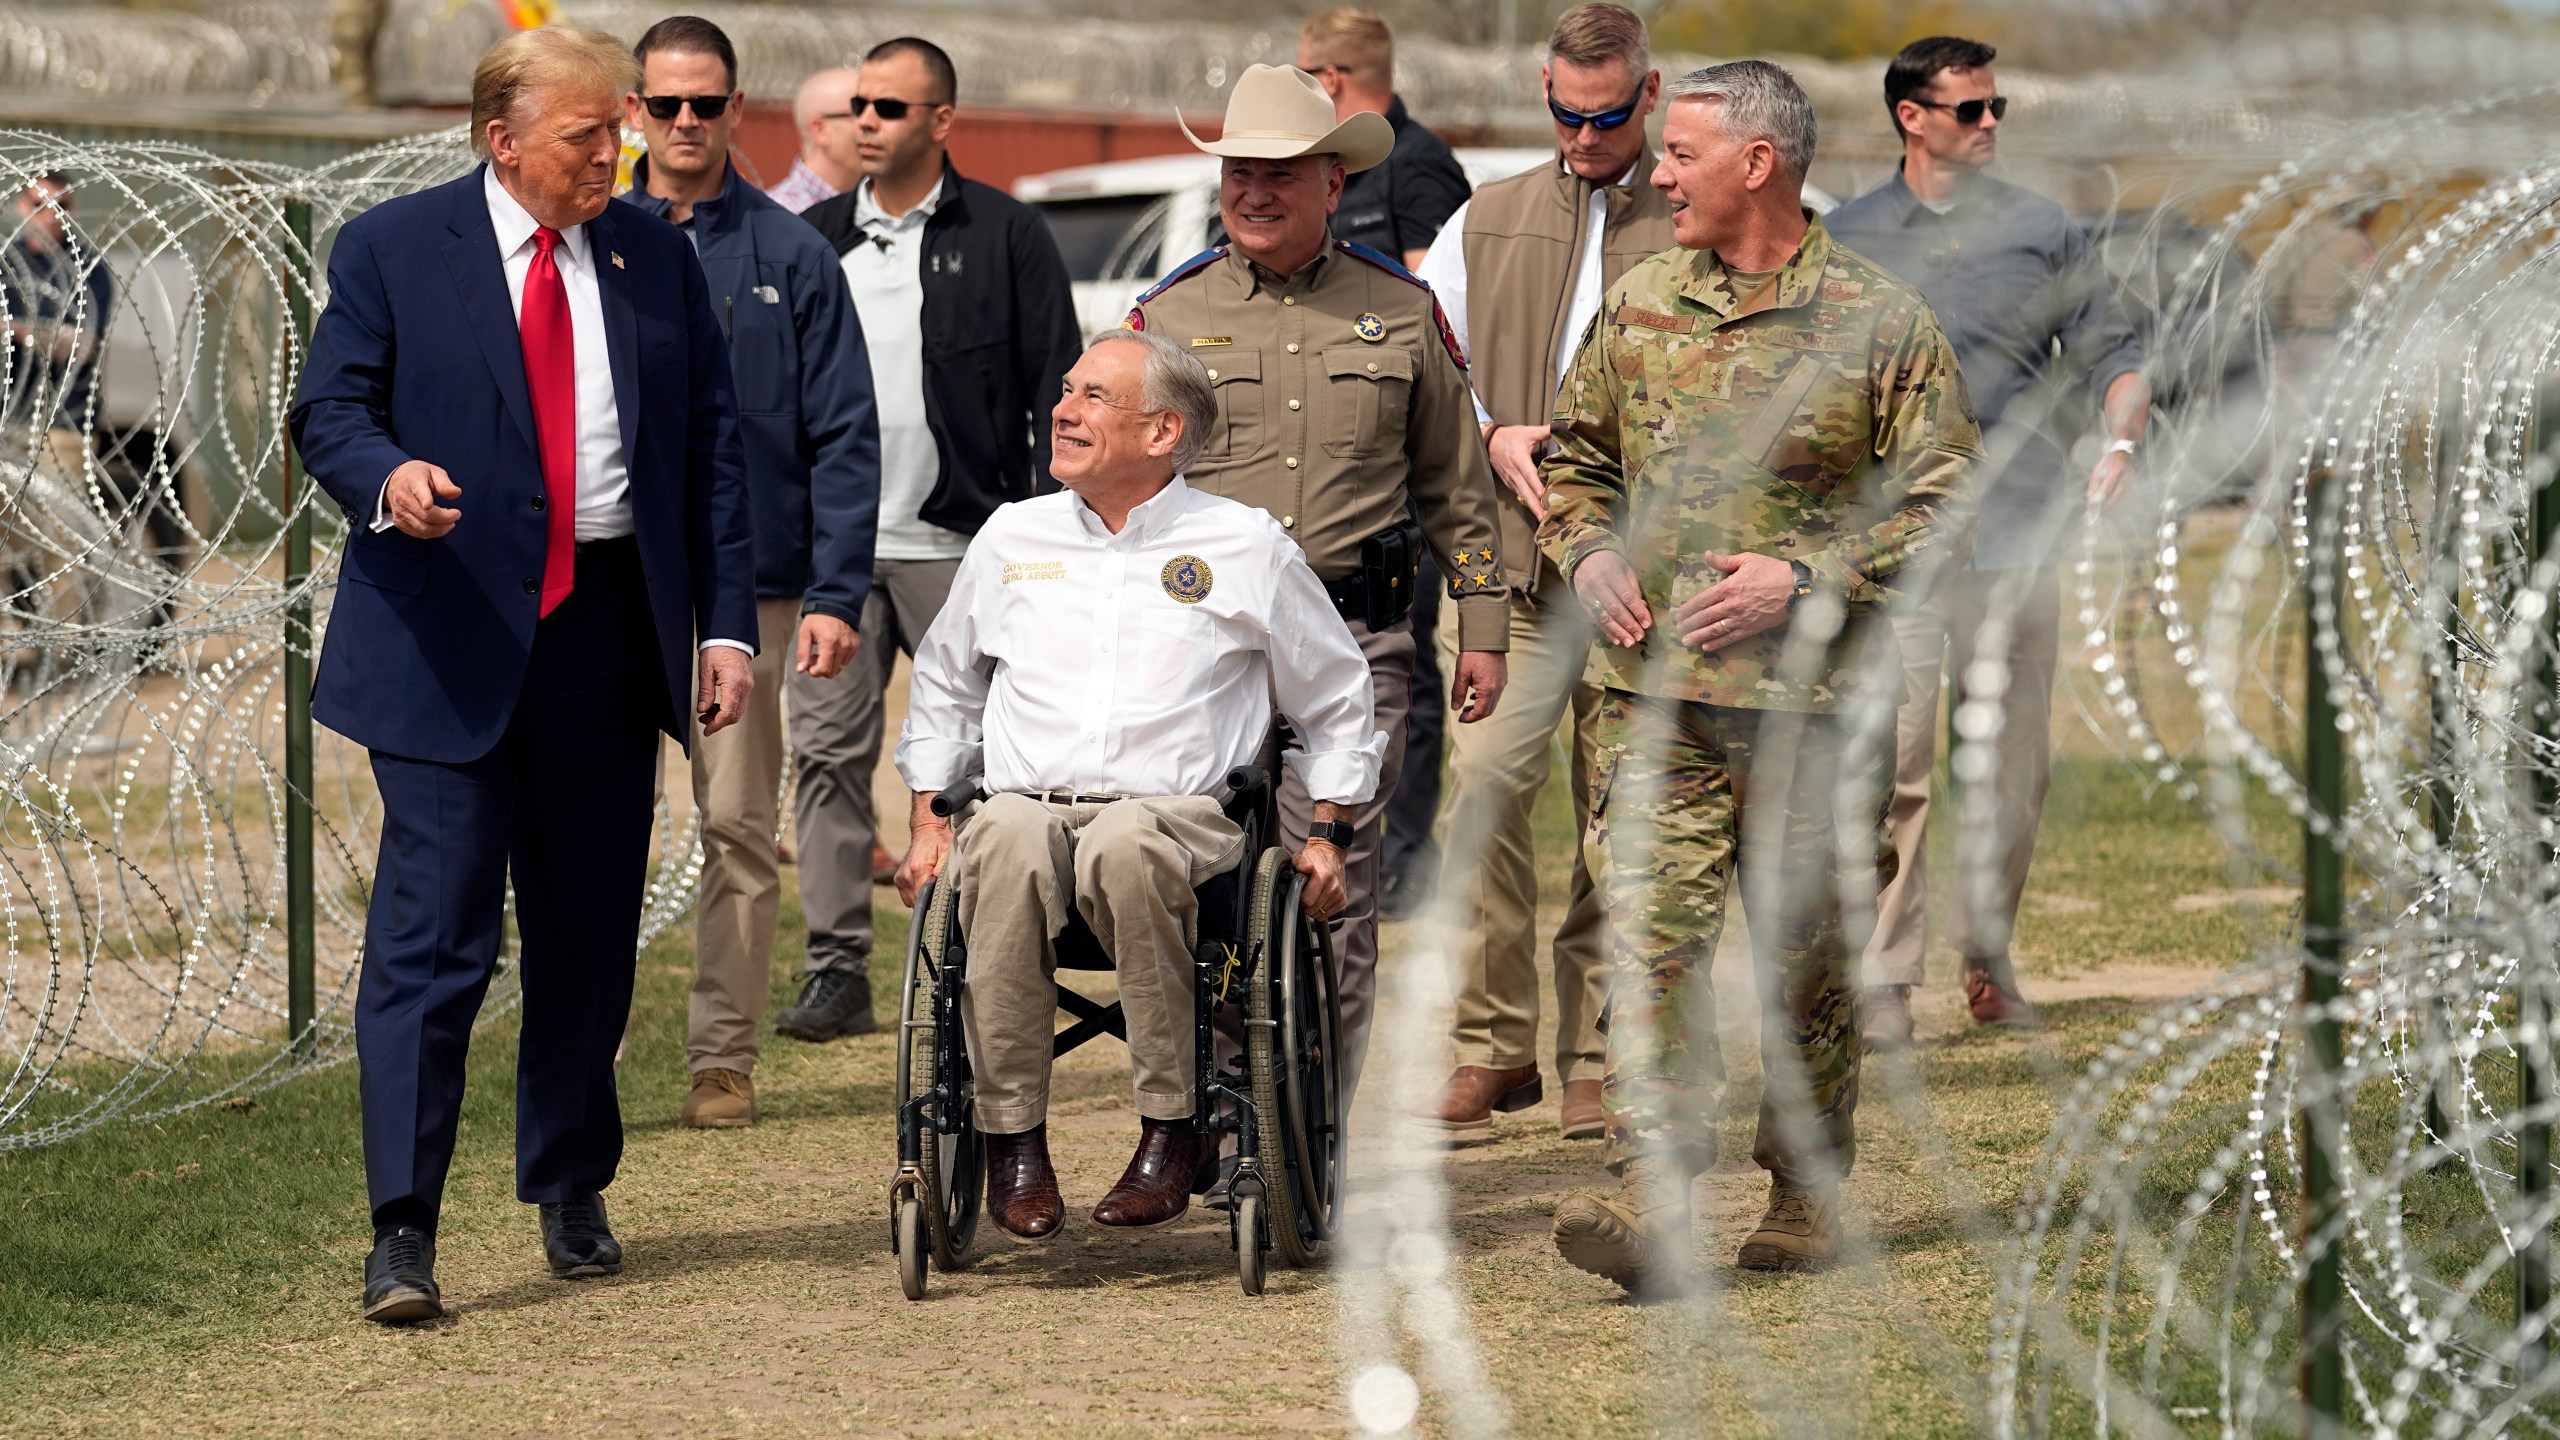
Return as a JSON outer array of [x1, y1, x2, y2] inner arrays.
[[1736, 1181, 1841, 1272], [681, 1067, 757, 1129], [1552, 1157, 1691, 1295]]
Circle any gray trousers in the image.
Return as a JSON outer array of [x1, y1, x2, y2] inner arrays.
[[1269, 616, 1415, 1108], [795, 555, 963, 978], [1862, 565, 2061, 988], [957, 794, 1244, 1133]]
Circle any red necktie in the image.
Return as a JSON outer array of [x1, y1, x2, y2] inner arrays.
[[520, 225, 577, 618]]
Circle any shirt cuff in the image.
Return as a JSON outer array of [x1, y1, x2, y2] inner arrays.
[[369, 475, 395, 533], [893, 732, 981, 794], [1453, 592, 1513, 652], [1283, 739, 1383, 808], [700, 638, 757, 657]]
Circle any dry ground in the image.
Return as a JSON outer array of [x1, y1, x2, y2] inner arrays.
[[3, 637, 2280, 1437]]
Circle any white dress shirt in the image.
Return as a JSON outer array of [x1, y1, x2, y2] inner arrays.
[[840, 179, 966, 562], [1415, 157, 1635, 423], [374, 170, 748, 654], [894, 475, 1386, 805]]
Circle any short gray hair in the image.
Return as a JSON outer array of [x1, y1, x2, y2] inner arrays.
[[1088, 329, 1218, 474], [1663, 59, 1816, 180]]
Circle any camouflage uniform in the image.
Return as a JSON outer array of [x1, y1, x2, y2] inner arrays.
[[1536, 217, 1982, 1181]]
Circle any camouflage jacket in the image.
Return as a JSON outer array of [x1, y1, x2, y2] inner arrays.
[[1535, 217, 1984, 711]]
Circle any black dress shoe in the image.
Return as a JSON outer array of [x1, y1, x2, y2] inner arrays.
[[539, 1192, 624, 1277], [774, 968, 876, 1041], [362, 1226, 443, 1324], [1092, 1118, 1218, 1229], [985, 1125, 1064, 1242]]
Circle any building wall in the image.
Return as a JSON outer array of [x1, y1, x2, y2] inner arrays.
[[726, 103, 1210, 193]]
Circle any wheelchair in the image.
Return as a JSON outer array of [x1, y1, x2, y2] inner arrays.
[[890, 765, 1345, 1298]]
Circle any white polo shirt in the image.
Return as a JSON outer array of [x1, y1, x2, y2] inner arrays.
[[840, 179, 968, 562]]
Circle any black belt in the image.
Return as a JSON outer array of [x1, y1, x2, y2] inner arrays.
[[1023, 789, 1132, 806]]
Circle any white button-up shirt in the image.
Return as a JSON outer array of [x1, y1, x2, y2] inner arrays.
[[840, 179, 965, 561], [895, 475, 1385, 805]]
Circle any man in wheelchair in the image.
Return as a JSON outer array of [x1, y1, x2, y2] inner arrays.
[[891, 329, 1384, 1243]]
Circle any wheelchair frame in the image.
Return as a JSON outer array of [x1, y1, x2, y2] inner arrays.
[[889, 765, 1345, 1298]]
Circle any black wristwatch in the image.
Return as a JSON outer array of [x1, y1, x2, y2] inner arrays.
[[1785, 559, 1816, 612], [1307, 820, 1355, 849]]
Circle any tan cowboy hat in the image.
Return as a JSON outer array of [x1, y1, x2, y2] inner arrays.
[[1179, 63, 1394, 173]]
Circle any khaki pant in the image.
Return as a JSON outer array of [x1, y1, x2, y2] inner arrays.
[[1435, 581, 1608, 1083], [795, 556, 963, 977], [1271, 616, 1415, 1108], [688, 597, 817, 1073], [955, 793, 1244, 1133], [1863, 565, 2061, 988]]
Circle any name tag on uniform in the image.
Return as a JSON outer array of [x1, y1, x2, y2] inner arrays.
[[1190, 336, 1234, 347], [1002, 560, 1067, 585], [1614, 305, 1694, 334]]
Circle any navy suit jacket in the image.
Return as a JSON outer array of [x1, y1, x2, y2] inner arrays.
[[290, 168, 759, 764]]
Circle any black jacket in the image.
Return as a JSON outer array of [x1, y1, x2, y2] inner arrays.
[[621, 159, 879, 621], [801, 163, 1081, 537]]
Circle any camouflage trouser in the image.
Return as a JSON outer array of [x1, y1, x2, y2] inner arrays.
[[1584, 688, 1895, 1183]]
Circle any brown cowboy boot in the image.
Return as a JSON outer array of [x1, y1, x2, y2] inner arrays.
[[1091, 1117, 1218, 1229], [984, 1125, 1064, 1242], [1552, 1156, 1691, 1296], [1412, 1065, 1541, 1145], [1558, 1078, 1605, 1140]]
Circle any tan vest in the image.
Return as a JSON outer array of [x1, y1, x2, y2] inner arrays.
[[1461, 151, 1676, 589]]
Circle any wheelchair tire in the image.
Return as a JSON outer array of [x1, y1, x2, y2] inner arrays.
[[906, 876, 984, 1272], [1234, 1192, 1267, 1296], [896, 1196, 928, 1300], [1245, 848, 1346, 1270]]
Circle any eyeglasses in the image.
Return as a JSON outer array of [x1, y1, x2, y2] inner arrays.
[[1909, 95, 2007, 127], [1546, 85, 1643, 132], [819, 96, 936, 123], [640, 93, 731, 121]]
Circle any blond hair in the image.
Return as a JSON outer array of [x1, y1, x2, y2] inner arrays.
[[1297, 8, 1392, 89], [469, 26, 640, 159], [1549, 4, 1649, 81]]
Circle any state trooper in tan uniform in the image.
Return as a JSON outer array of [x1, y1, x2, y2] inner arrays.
[[1127, 64, 1511, 1114]]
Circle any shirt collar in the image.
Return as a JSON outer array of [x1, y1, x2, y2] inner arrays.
[[1887, 163, 1988, 223], [1227, 240, 1333, 298], [625, 157, 741, 228], [1072, 472, 1190, 543], [1680, 212, 1833, 320], [856, 176, 940, 230], [483, 165, 591, 268]]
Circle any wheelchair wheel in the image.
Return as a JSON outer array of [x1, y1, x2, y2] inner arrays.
[[894, 876, 983, 1281], [895, 1197, 927, 1301], [1244, 848, 1346, 1270], [1233, 1191, 1267, 1296]]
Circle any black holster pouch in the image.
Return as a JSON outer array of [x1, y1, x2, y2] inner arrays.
[[1324, 519, 1423, 631]]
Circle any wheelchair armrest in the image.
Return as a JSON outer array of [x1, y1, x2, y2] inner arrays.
[[1221, 765, 1271, 813], [930, 777, 985, 819]]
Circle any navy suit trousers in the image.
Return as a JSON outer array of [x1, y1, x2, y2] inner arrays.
[[356, 538, 665, 1227]]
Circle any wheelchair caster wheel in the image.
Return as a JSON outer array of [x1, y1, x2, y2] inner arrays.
[[1234, 1192, 1266, 1296], [897, 1196, 928, 1300]]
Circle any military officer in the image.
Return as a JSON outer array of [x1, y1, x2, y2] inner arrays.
[[1537, 61, 1982, 1292], [1127, 63, 1511, 1110]]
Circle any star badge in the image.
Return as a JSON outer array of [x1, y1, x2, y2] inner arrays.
[[1353, 312, 1386, 343]]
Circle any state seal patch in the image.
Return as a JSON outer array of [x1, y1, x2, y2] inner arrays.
[[1161, 554, 1214, 604], [1353, 312, 1387, 343]]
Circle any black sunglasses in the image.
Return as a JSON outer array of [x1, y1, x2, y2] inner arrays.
[[1546, 85, 1643, 132], [821, 96, 936, 123], [640, 93, 731, 121], [1910, 95, 2007, 127]]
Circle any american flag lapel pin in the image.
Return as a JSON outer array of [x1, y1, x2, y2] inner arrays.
[[610, 251, 625, 269]]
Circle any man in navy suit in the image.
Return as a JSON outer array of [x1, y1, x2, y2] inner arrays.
[[288, 25, 759, 1324]]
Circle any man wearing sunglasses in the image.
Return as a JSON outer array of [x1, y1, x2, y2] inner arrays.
[[1824, 36, 2148, 1050], [1404, 3, 1670, 1151], [618, 16, 881, 1131], [796, 36, 1081, 1047]]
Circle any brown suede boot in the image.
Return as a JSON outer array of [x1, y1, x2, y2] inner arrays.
[[1862, 985, 1916, 1052], [1551, 1157, 1691, 1296], [680, 1067, 756, 1128], [1736, 1180, 1843, 1273]]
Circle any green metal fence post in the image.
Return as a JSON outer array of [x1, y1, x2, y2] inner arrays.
[[2302, 464, 2347, 1437], [283, 196, 316, 1057]]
